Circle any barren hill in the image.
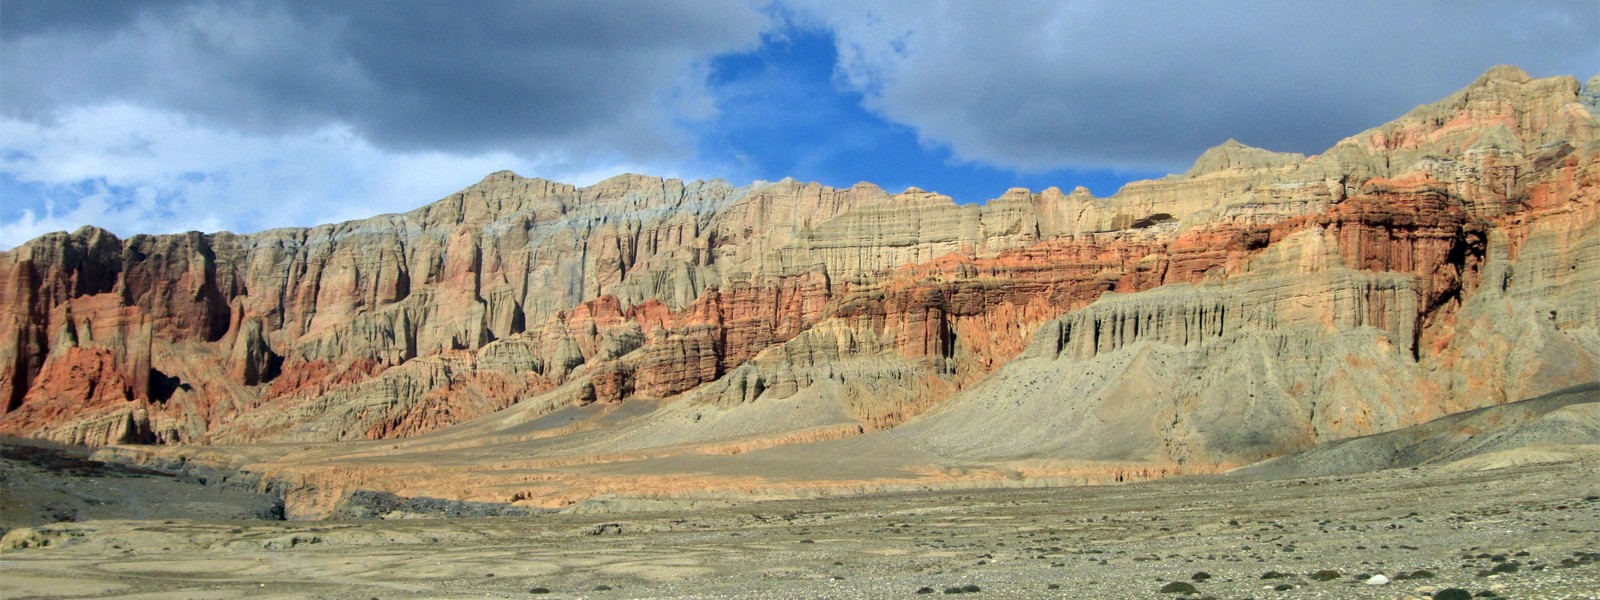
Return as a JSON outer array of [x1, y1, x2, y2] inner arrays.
[[2, 66, 1596, 515]]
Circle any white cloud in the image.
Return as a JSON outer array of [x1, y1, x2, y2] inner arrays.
[[792, 1, 1599, 172], [0, 103, 692, 248], [5, 2, 1593, 248], [1, 1, 772, 157], [0, 1, 773, 248]]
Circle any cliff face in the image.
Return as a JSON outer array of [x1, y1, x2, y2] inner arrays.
[[1, 67, 1596, 505], [900, 67, 1599, 472]]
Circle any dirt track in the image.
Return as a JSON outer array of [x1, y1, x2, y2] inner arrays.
[[4, 446, 1598, 599]]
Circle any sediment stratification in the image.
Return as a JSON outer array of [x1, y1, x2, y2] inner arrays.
[[1, 66, 1595, 514]]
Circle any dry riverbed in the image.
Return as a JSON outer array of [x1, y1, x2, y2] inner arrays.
[[2, 449, 1598, 599]]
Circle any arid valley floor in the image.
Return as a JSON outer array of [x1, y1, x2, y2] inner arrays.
[[3, 64, 1599, 600], [4, 446, 1598, 600]]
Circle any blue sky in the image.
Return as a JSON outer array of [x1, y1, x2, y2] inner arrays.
[[695, 27, 1159, 201], [1, 1, 1595, 247]]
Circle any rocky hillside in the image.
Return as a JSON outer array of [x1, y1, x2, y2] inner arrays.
[[1, 66, 1596, 510], [1229, 382, 1600, 480]]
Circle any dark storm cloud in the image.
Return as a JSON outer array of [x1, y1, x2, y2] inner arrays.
[[799, 0, 1600, 171], [1, 0, 770, 157], [2, 0, 1594, 182], [0, 0, 176, 35]]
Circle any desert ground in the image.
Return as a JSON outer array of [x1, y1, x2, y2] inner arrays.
[[3, 444, 1597, 600]]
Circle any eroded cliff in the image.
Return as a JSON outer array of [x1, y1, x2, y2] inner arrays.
[[1, 66, 1596, 512]]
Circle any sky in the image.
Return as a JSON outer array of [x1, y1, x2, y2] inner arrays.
[[1, 1, 1595, 248]]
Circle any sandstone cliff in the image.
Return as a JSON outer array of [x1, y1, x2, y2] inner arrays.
[[1, 66, 1597, 512]]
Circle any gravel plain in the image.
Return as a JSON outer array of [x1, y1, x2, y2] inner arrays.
[[3, 446, 1597, 599]]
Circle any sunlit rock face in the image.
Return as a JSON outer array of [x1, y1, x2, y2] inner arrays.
[[0, 67, 1595, 506]]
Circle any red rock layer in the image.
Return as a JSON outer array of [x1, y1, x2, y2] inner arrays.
[[0, 66, 1594, 447]]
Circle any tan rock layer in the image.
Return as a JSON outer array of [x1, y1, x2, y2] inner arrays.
[[0, 65, 1595, 460]]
